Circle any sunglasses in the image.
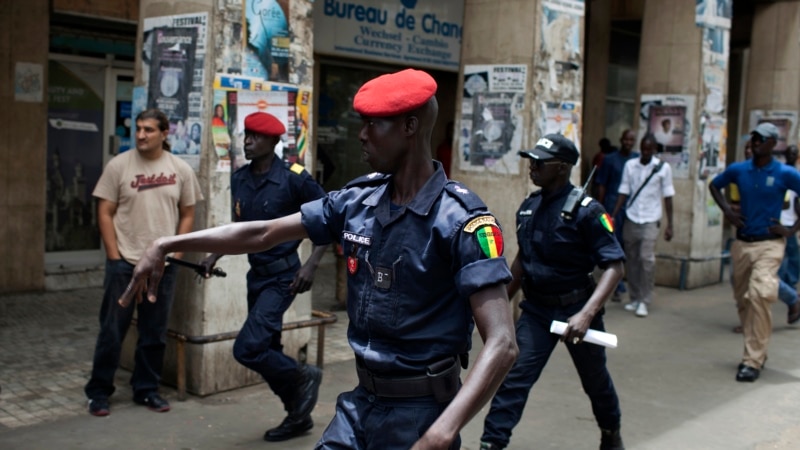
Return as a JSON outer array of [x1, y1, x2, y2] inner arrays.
[[531, 159, 563, 168]]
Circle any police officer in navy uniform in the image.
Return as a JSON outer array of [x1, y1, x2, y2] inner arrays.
[[200, 112, 328, 442], [480, 134, 626, 450], [122, 68, 518, 450]]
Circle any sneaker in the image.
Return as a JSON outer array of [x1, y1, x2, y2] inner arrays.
[[635, 302, 648, 317], [87, 397, 110, 417], [610, 291, 622, 303], [479, 442, 500, 450], [624, 301, 638, 312], [133, 392, 170, 412]]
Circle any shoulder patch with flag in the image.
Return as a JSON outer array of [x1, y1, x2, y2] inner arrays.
[[474, 225, 504, 259], [599, 212, 614, 233]]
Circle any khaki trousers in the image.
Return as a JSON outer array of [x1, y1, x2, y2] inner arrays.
[[730, 238, 785, 368]]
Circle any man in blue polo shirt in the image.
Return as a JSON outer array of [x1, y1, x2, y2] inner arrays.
[[709, 122, 800, 382]]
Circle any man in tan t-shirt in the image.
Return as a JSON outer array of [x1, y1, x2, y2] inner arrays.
[[84, 108, 202, 417]]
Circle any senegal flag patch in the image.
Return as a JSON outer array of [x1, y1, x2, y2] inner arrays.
[[476, 224, 504, 258], [599, 213, 614, 233]]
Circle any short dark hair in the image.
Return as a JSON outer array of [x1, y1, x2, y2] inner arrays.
[[136, 109, 171, 151]]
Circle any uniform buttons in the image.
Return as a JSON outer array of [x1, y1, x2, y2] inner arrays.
[[368, 394, 376, 403]]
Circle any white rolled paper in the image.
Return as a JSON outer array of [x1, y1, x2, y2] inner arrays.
[[549, 320, 618, 349]]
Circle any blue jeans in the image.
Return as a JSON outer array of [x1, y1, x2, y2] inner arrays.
[[778, 235, 800, 306], [234, 265, 300, 408], [481, 302, 621, 448], [85, 258, 177, 399]]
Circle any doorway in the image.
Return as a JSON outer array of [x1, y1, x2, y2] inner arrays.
[[45, 55, 133, 270]]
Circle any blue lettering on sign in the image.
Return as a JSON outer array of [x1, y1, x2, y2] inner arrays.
[[323, 0, 388, 25], [422, 13, 461, 38]]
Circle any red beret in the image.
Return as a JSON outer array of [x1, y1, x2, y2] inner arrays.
[[244, 112, 286, 136], [353, 69, 437, 117]]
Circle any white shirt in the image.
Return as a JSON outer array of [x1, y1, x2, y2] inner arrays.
[[617, 156, 675, 224], [780, 190, 797, 226]]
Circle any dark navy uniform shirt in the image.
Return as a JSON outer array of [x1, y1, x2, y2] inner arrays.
[[517, 184, 624, 298], [231, 159, 326, 268], [301, 162, 512, 375]]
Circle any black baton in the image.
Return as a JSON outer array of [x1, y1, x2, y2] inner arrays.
[[166, 256, 227, 278]]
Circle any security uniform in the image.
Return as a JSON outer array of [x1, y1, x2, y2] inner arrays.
[[301, 162, 512, 450], [481, 184, 625, 449], [231, 159, 325, 406]]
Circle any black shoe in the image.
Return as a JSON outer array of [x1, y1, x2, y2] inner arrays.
[[264, 415, 313, 442], [289, 364, 322, 419], [88, 397, 110, 417], [789, 301, 800, 324], [133, 392, 171, 412], [600, 428, 625, 450], [736, 365, 760, 382]]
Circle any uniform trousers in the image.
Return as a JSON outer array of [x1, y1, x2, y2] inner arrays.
[[85, 258, 177, 399], [481, 301, 621, 448], [731, 238, 784, 369], [234, 265, 300, 408], [622, 220, 660, 305], [315, 386, 456, 450]]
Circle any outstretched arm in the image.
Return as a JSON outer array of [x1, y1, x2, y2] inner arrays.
[[119, 212, 308, 306], [412, 283, 518, 449]]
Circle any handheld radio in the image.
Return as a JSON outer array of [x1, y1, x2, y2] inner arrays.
[[561, 165, 597, 220]]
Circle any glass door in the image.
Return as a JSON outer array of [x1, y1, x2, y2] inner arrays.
[[45, 56, 133, 267]]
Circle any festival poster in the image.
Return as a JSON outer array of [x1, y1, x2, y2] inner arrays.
[[243, 0, 290, 82], [460, 65, 526, 174], [541, 0, 584, 94]]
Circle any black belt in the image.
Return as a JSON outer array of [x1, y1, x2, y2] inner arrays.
[[737, 233, 782, 243], [356, 357, 460, 403], [251, 253, 300, 276], [528, 284, 594, 308]]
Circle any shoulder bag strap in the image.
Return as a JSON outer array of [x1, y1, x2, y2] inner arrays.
[[627, 161, 665, 208]]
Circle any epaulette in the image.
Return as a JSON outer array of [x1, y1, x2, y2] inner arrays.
[[445, 181, 487, 212], [344, 172, 390, 188], [285, 161, 306, 175]]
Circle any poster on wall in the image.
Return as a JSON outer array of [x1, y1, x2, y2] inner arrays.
[[639, 94, 696, 179], [142, 13, 208, 171], [749, 110, 798, 153], [148, 28, 197, 126], [698, 112, 727, 180], [244, 0, 290, 82], [459, 64, 527, 174], [541, 0, 584, 95], [541, 101, 581, 150], [211, 90, 234, 172], [46, 60, 105, 253], [695, 0, 732, 30], [313, 0, 465, 72], [229, 89, 298, 172], [15, 62, 43, 103]]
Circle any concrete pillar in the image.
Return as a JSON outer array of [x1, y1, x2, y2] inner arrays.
[[124, 0, 316, 396], [582, 0, 611, 181], [0, 0, 48, 292], [457, 0, 586, 258], [741, 2, 800, 144], [636, 0, 730, 288]]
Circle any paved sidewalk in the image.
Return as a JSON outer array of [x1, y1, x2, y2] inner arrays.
[[2, 281, 800, 449]]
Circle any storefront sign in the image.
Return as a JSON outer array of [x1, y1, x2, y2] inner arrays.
[[313, 0, 464, 72]]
